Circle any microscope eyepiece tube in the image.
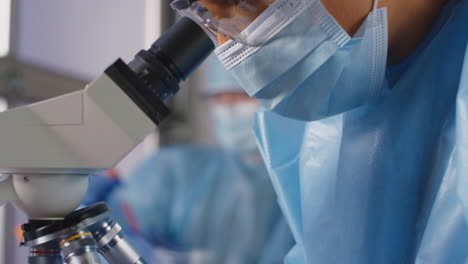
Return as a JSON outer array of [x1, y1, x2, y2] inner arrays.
[[106, 17, 214, 125], [149, 16, 215, 81], [127, 17, 215, 101]]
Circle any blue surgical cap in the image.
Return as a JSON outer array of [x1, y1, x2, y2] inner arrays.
[[203, 55, 243, 96]]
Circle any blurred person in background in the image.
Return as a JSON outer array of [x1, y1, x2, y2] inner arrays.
[[83, 56, 294, 264]]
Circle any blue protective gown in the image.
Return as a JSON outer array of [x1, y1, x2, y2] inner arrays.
[[103, 146, 294, 264], [252, 0, 468, 263]]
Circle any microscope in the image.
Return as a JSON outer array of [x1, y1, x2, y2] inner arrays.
[[0, 17, 214, 264]]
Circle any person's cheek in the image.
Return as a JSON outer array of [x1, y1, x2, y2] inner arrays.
[[217, 33, 231, 45]]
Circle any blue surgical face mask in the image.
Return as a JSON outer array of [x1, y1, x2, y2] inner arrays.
[[215, 0, 388, 121], [211, 101, 259, 154]]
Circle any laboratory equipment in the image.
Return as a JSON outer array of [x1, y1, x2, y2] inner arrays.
[[22, 203, 144, 264], [0, 16, 214, 263]]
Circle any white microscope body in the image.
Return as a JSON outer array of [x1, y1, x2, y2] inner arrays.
[[0, 16, 214, 264], [0, 72, 156, 219], [0, 10, 217, 223]]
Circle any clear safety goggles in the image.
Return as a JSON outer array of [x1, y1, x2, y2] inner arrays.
[[170, 0, 274, 46]]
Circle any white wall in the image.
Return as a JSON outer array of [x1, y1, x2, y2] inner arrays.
[[15, 0, 161, 81]]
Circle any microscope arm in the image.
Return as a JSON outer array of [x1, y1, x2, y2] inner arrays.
[[0, 73, 156, 174], [0, 16, 214, 174], [0, 72, 158, 218], [0, 17, 214, 220]]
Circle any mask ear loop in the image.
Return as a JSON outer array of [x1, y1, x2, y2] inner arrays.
[[371, 0, 380, 29], [373, 0, 380, 11]]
